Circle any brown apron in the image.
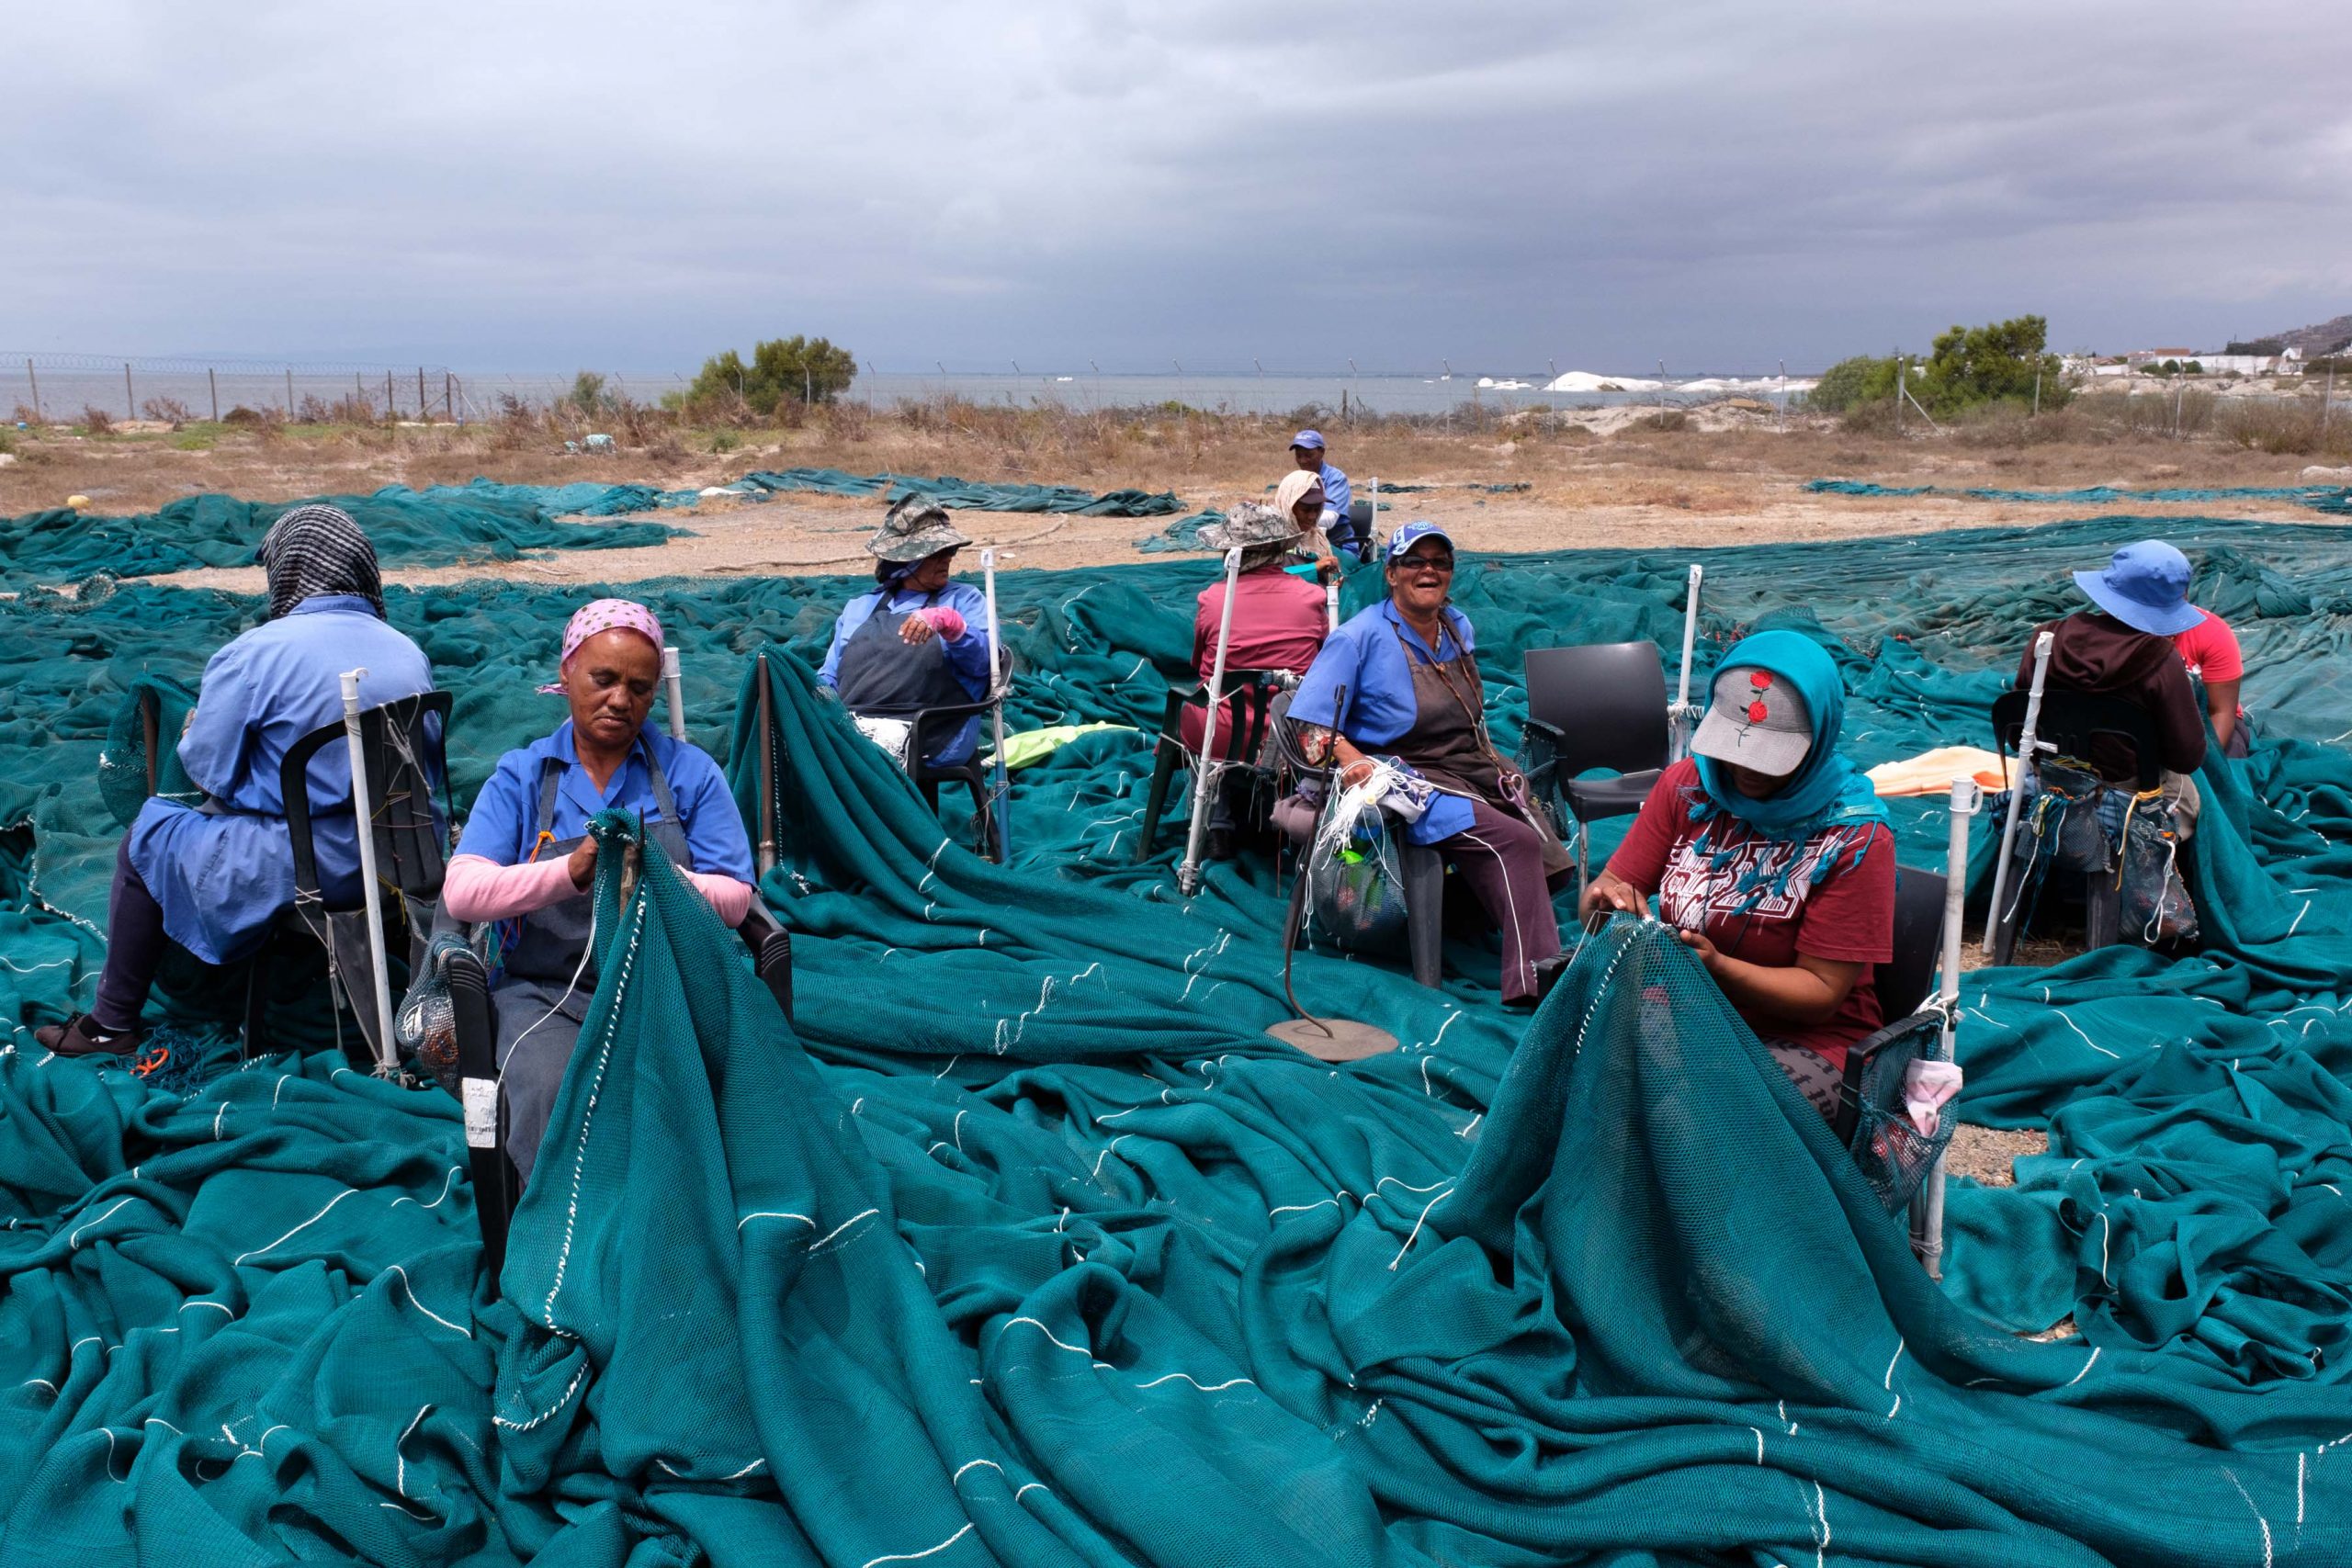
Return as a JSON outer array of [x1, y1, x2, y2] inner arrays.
[[1391, 624, 1574, 877]]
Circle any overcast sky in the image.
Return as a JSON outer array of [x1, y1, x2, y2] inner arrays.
[[6, 0, 2348, 373]]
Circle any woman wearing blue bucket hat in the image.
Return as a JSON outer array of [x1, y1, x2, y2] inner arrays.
[[2070, 539, 2248, 757], [2022, 539, 2211, 791]]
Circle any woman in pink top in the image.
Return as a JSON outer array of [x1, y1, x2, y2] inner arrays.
[[1182, 502, 1334, 858]]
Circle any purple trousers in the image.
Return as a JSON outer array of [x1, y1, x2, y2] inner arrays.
[[92, 836, 170, 1032], [1434, 799, 1569, 1003]]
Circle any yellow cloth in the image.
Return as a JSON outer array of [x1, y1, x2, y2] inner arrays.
[[987, 722, 1136, 772], [1866, 745, 2016, 797]]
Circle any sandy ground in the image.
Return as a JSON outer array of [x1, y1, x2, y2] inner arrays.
[[6, 405, 2343, 593]]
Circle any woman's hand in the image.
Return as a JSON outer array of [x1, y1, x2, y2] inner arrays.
[[1675, 926, 1722, 973], [899, 616, 937, 646], [1577, 870, 1647, 928], [567, 836, 598, 892], [1332, 736, 1375, 788], [1316, 548, 1341, 581]]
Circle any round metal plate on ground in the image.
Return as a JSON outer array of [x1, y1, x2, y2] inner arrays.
[[1268, 1017, 1399, 1061]]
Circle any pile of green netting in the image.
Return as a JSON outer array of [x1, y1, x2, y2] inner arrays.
[[719, 468, 1193, 516], [1808, 477, 2352, 513], [0, 481, 689, 586], [4, 512, 2352, 1562]]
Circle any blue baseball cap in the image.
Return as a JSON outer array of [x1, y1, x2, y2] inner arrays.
[[2072, 540, 2200, 636], [1290, 429, 1326, 450], [1385, 520, 1454, 562]]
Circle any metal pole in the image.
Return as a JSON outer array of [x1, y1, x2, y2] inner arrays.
[[124, 362, 135, 420], [418, 367, 426, 419], [446, 371, 454, 422], [26, 359, 40, 423], [1369, 475, 1379, 553], [1917, 775, 1981, 1280], [1894, 355, 1905, 433], [337, 669, 400, 1074], [1669, 563, 1703, 761], [1778, 359, 1787, 434], [754, 652, 777, 877], [286, 367, 294, 416], [1984, 630, 2054, 955], [981, 548, 1012, 861], [1178, 547, 1245, 896], [2326, 366, 2335, 436], [2032, 367, 2041, 418], [662, 647, 686, 740]]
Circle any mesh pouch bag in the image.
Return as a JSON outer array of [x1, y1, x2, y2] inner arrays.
[[1305, 787, 1409, 954], [1514, 725, 1566, 840], [1845, 1014, 1957, 1213], [99, 677, 203, 829], [2119, 793, 2199, 947], [395, 932, 472, 1093]]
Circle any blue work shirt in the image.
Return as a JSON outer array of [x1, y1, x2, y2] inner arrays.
[[127, 595, 435, 964], [1317, 462, 1364, 557], [456, 720, 753, 883], [815, 581, 993, 765], [1289, 599, 1479, 843]]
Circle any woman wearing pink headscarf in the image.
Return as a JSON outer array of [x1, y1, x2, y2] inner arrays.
[[442, 598, 756, 1184]]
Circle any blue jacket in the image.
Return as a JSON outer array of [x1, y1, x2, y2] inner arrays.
[[127, 596, 435, 964], [456, 721, 753, 882], [1288, 599, 1479, 843]]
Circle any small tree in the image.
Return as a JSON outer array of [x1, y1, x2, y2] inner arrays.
[[1915, 314, 2068, 413], [686, 336, 857, 416], [569, 371, 610, 413]]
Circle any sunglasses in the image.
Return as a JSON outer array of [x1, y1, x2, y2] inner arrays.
[[1395, 552, 1454, 573]]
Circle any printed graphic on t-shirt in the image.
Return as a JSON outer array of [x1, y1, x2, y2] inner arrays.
[[1658, 831, 1831, 929]]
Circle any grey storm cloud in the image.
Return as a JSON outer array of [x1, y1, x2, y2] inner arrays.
[[4, 0, 2348, 371]]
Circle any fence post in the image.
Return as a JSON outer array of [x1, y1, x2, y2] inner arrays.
[[124, 362, 135, 420], [446, 371, 454, 422], [286, 367, 294, 416], [2325, 366, 2335, 437], [418, 367, 426, 420], [27, 358, 40, 423], [209, 367, 220, 423], [385, 370, 394, 415], [1895, 355, 1905, 433]]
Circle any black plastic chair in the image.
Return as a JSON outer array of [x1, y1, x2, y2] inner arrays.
[[445, 897, 794, 1291], [1987, 688, 2164, 962], [1992, 687, 2163, 791], [268, 692, 455, 1066], [1521, 642, 1671, 895], [1135, 669, 1287, 862], [1833, 864, 1947, 1145]]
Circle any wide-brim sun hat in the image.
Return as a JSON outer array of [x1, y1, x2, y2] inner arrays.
[[2071, 539, 2201, 636], [868, 497, 972, 563], [1197, 502, 1296, 553], [1690, 661, 1814, 777]]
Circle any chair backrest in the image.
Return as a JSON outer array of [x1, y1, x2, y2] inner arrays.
[[1992, 686, 2162, 790], [1876, 863, 1948, 1020], [280, 691, 455, 908], [1523, 642, 1670, 778]]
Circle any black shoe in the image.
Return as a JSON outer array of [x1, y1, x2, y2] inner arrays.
[[1206, 827, 1238, 862], [36, 1013, 141, 1057]]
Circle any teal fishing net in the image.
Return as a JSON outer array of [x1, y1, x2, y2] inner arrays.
[[1807, 477, 2352, 510], [1, 509, 2350, 1561]]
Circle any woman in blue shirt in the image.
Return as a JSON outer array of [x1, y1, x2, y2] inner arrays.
[[41, 505, 437, 1056], [1289, 522, 1572, 1007], [817, 499, 994, 767], [443, 598, 755, 1185]]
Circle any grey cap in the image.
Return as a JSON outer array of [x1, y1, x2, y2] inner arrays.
[[1196, 502, 1297, 553], [1690, 663, 1814, 777], [867, 497, 972, 563]]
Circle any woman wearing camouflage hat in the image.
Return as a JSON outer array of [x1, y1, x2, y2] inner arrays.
[[818, 497, 994, 767], [1580, 629, 1894, 1120]]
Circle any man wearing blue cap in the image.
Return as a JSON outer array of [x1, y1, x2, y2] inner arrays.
[[1290, 430, 1363, 560], [2019, 539, 2209, 795]]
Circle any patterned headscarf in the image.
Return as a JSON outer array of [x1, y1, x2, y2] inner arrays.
[[539, 598, 665, 694], [257, 503, 384, 619]]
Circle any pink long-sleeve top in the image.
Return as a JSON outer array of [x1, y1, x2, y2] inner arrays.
[[441, 852, 754, 928]]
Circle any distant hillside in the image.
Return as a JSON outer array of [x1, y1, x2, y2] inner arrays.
[[2232, 312, 2352, 358]]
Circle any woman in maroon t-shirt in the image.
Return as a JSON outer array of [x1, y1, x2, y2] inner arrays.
[[1578, 630, 1894, 1120]]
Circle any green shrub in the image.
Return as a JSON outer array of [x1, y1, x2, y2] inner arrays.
[[686, 336, 856, 417], [1915, 315, 2069, 413], [1809, 355, 1900, 413]]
